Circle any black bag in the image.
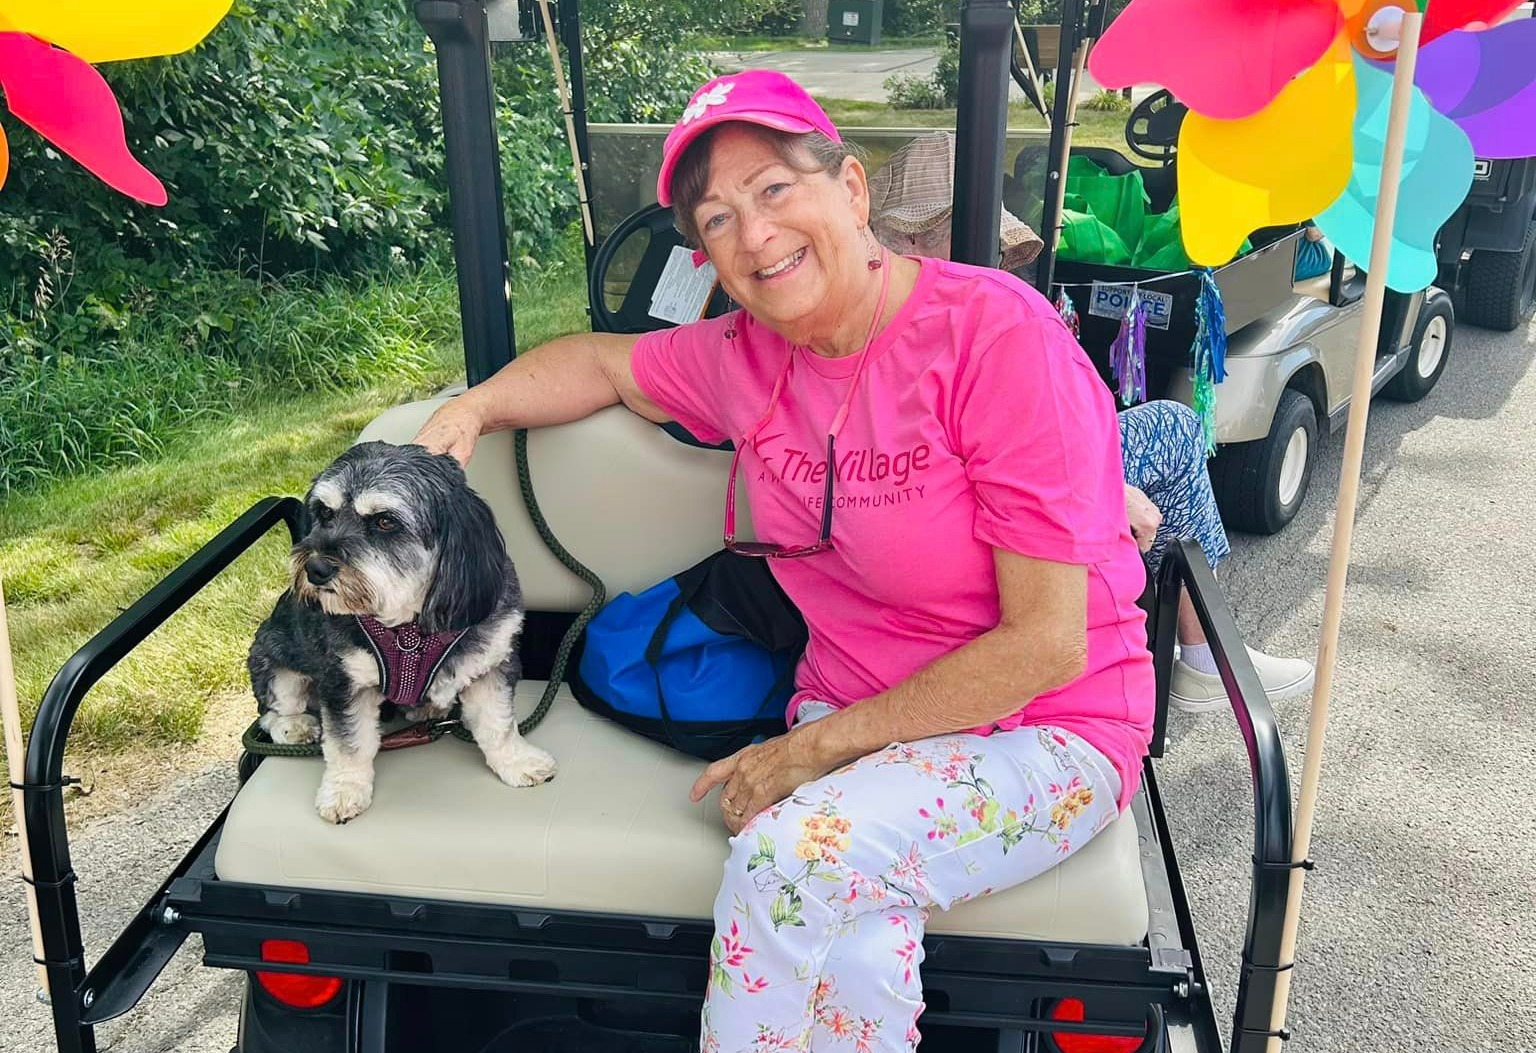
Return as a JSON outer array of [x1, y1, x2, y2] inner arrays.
[[570, 550, 808, 760]]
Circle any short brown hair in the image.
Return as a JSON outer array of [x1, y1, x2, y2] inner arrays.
[[669, 125, 857, 247]]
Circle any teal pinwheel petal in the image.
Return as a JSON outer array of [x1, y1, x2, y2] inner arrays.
[[1318, 54, 1474, 293]]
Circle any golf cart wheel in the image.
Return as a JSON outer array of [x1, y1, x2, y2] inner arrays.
[[1383, 289, 1454, 402], [1209, 388, 1317, 535], [1461, 220, 1536, 331]]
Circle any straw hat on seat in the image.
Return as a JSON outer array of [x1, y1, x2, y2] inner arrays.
[[869, 131, 1044, 273]]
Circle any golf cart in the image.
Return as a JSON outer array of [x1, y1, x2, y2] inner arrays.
[[1007, 0, 1456, 536], [1433, 4, 1536, 332], [23, 3, 1295, 1053]]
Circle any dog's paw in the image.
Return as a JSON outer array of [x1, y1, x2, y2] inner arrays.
[[315, 775, 374, 824], [265, 711, 321, 746], [485, 739, 557, 787]]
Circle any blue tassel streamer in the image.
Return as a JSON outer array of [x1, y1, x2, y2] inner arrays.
[[1108, 288, 1148, 407], [1195, 269, 1227, 383], [1191, 269, 1227, 453], [1055, 289, 1080, 340]]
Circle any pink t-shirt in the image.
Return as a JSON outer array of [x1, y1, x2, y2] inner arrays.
[[631, 257, 1154, 808]]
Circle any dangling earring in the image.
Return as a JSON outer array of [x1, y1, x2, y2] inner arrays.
[[863, 227, 883, 271]]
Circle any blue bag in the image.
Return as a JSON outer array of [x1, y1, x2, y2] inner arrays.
[[570, 550, 808, 760]]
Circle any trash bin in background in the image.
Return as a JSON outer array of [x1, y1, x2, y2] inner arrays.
[[827, 0, 883, 44]]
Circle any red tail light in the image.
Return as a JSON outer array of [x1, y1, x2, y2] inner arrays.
[[255, 939, 343, 1009], [1048, 998, 1147, 1053]]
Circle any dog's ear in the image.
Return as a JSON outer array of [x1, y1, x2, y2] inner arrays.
[[420, 472, 507, 633]]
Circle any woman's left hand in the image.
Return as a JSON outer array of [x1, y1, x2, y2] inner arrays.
[[690, 729, 835, 835]]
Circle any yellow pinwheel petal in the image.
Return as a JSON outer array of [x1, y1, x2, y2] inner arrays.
[[1177, 36, 1357, 266], [0, 0, 233, 63]]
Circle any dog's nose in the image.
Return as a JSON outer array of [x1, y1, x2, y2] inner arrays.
[[304, 556, 338, 587]]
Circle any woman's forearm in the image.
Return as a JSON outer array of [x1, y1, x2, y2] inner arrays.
[[457, 333, 641, 434], [799, 622, 1086, 771]]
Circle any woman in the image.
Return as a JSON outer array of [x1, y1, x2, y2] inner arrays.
[[415, 70, 1153, 1053], [869, 131, 1315, 714]]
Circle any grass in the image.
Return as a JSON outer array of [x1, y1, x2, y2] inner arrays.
[[0, 253, 588, 756], [0, 265, 462, 495], [816, 97, 1131, 151]]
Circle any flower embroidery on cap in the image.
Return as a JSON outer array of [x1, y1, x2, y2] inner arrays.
[[681, 80, 736, 125]]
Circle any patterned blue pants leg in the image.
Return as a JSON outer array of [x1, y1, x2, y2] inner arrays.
[[1118, 400, 1230, 574]]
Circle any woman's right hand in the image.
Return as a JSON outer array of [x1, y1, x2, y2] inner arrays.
[[1125, 484, 1162, 553], [413, 398, 484, 467]]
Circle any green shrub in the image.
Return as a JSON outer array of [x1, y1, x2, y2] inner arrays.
[[717, 0, 804, 35], [883, 38, 958, 109], [0, 0, 708, 289], [884, 72, 949, 110], [1083, 88, 1131, 113], [883, 0, 958, 37]]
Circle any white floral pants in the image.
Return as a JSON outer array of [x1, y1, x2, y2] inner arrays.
[[701, 703, 1123, 1053]]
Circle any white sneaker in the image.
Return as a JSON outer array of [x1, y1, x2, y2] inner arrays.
[[1169, 647, 1315, 714]]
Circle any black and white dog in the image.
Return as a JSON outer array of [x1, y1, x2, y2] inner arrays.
[[248, 441, 556, 824]]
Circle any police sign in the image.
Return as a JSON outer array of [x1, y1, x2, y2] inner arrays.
[[1088, 281, 1174, 331]]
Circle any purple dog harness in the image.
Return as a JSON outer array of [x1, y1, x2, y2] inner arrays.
[[355, 616, 469, 708]]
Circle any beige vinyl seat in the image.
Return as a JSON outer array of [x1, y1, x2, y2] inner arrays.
[[215, 398, 1151, 946]]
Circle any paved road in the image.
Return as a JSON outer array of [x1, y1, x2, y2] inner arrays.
[[5, 317, 1535, 1051]]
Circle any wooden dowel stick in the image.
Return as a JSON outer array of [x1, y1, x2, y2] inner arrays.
[[1050, 41, 1093, 238], [0, 577, 49, 1001], [1265, 13, 1425, 1051], [1013, 18, 1049, 119], [537, 0, 594, 246]]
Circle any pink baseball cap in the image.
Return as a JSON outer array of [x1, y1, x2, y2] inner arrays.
[[657, 69, 842, 208]]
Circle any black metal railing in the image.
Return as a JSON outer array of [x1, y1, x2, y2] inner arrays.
[[22, 497, 303, 1053]]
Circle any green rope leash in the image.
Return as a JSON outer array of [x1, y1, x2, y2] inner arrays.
[[242, 426, 606, 759], [510, 426, 607, 734]]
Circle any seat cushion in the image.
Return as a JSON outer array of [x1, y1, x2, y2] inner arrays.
[[216, 682, 1149, 945]]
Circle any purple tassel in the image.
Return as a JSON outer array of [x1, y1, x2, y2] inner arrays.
[[1108, 289, 1148, 407], [1055, 289, 1080, 339], [1191, 269, 1227, 453]]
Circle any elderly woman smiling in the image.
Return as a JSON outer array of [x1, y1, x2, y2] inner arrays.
[[414, 70, 1153, 1053]]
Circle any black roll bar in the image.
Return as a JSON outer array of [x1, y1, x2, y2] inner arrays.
[[951, 0, 1013, 268], [21, 497, 304, 1053], [417, 0, 516, 386], [1159, 540, 1295, 1053]]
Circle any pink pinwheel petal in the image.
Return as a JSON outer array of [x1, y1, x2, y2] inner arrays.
[[1089, 0, 1343, 120], [0, 33, 166, 204], [1421, 0, 1523, 45], [1414, 21, 1536, 159]]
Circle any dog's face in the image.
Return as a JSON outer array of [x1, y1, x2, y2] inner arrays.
[[292, 441, 506, 630]]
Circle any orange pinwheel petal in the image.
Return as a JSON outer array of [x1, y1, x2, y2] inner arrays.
[[0, 123, 9, 191], [0, 0, 232, 63]]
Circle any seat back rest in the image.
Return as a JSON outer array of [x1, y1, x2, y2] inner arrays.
[[357, 399, 747, 612]]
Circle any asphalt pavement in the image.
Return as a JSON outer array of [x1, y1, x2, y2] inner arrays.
[[5, 316, 1536, 1052]]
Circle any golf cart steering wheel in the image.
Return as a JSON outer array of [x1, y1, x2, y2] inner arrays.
[[1125, 90, 1187, 164], [588, 203, 734, 334]]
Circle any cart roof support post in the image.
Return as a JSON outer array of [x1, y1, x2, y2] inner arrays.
[[418, 0, 516, 386], [951, 0, 1014, 269], [1033, 0, 1100, 296]]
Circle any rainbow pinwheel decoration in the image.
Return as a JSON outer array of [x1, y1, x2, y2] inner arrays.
[[1090, 0, 1536, 291], [0, 0, 233, 203]]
